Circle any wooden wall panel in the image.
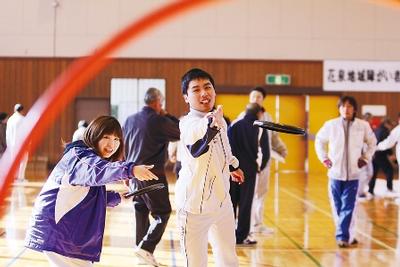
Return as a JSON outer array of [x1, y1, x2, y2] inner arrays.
[[0, 57, 398, 166]]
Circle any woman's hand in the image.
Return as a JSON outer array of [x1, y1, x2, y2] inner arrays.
[[132, 165, 159, 181]]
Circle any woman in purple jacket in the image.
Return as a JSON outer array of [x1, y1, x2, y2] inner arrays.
[[25, 116, 158, 266]]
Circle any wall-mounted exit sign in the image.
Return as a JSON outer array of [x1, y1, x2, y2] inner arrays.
[[265, 74, 291, 85]]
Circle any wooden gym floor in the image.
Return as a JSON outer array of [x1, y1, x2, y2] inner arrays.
[[1, 171, 400, 267]]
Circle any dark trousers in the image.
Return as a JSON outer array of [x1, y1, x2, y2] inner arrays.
[[368, 154, 393, 193], [132, 175, 171, 253], [229, 170, 256, 243]]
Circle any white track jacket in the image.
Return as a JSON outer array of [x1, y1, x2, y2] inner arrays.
[[315, 117, 376, 181], [176, 109, 239, 214]]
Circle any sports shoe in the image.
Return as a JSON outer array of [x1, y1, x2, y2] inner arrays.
[[350, 239, 358, 245], [385, 189, 399, 198], [236, 237, 257, 247], [337, 240, 349, 248], [134, 247, 160, 266], [252, 224, 275, 235]]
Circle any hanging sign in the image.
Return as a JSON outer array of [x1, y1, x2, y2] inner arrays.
[[323, 60, 400, 92]]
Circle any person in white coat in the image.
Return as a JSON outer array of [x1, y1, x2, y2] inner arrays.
[[6, 103, 28, 181], [315, 96, 376, 248]]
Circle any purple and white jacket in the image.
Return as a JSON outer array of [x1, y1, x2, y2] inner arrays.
[[25, 141, 136, 262]]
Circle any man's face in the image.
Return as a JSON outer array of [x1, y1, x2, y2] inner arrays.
[[339, 101, 355, 120], [184, 78, 216, 112], [249, 91, 264, 106]]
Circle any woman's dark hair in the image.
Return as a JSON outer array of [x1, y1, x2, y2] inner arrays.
[[338, 95, 357, 119], [338, 96, 357, 111], [83, 116, 124, 161], [181, 68, 215, 95]]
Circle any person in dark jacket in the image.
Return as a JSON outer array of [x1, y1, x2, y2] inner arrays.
[[368, 118, 394, 194], [0, 112, 7, 159], [122, 87, 180, 266], [25, 116, 158, 266], [228, 103, 268, 245]]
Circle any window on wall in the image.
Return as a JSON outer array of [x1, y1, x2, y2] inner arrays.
[[110, 78, 166, 124]]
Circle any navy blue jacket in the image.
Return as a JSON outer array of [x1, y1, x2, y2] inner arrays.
[[228, 114, 270, 176], [122, 106, 180, 176]]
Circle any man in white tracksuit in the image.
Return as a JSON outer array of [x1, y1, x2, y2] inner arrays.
[[233, 87, 287, 235], [315, 96, 376, 248], [176, 68, 244, 267]]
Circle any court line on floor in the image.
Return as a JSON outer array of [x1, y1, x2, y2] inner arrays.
[[264, 216, 322, 267], [169, 230, 177, 267], [4, 247, 26, 267], [280, 187, 397, 253], [369, 220, 398, 237]]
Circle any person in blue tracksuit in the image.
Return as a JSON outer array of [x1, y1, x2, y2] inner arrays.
[[25, 116, 158, 266], [315, 96, 376, 248]]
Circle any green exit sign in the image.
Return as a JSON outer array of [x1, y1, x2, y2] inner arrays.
[[266, 74, 291, 85]]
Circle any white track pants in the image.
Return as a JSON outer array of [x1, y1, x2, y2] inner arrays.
[[177, 200, 238, 267], [250, 163, 271, 230]]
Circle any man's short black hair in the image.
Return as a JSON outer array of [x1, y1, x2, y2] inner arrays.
[[251, 86, 266, 98], [181, 68, 215, 95], [245, 103, 262, 117]]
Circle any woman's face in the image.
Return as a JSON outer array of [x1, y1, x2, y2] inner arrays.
[[97, 134, 121, 159], [339, 101, 355, 121]]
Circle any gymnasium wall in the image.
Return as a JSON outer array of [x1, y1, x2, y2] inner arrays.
[[1, 0, 400, 60], [2, 57, 400, 167]]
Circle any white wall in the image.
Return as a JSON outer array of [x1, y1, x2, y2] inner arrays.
[[1, 0, 400, 60]]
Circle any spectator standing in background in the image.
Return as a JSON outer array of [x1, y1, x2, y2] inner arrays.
[[368, 118, 394, 195], [228, 103, 266, 246], [6, 103, 28, 181], [0, 112, 8, 159], [315, 96, 376, 248], [123, 87, 180, 266]]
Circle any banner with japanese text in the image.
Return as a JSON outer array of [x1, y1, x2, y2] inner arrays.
[[323, 60, 400, 92]]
